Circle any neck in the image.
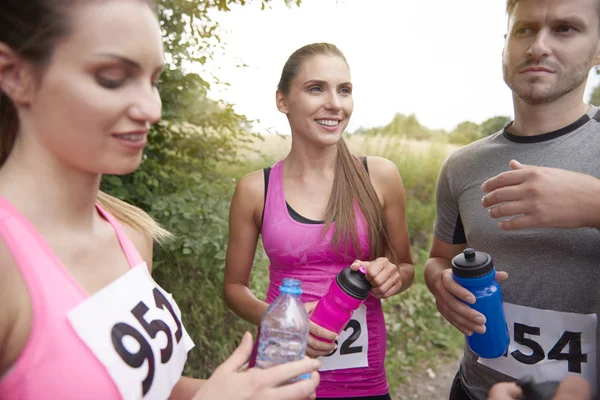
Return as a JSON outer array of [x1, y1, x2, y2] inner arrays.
[[510, 87, 589, 135], [284, 136, 338, 176], [0, 136, 101, 232]]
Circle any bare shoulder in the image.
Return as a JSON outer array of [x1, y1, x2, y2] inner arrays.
[[121, 224, 154, 272], [364, 156, 404, 199], [364, 156, 402, 182], [234, 169, 265, 202], [231, 169, 266, 226]]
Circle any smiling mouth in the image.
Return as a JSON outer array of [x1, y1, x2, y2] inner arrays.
[[113, 133, 146, 141], [315, 119, 340, 127]]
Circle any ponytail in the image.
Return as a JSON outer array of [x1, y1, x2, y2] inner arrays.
[[324, 138, 394, 261], [96, 191, 172, 243]]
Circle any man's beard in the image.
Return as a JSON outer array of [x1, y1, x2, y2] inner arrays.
[[503, 58, 592, 105]]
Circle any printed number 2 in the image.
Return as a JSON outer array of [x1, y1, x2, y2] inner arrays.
[[506, 323, 587, 373], [323, 319, 363, 357], [111, 288, 183, 396]]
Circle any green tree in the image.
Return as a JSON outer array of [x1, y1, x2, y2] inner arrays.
[[449, 121, 480, 144], [479, 115, 511, 137]]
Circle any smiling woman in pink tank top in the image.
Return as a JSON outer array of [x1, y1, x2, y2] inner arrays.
[[0, 2, 321, 399], [224, 43, 416, 399]]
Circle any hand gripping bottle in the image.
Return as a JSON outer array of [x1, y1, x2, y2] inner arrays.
[[451, 248, 509, 358], [309, 266, 372, 342], [256, 278, 310, 380]]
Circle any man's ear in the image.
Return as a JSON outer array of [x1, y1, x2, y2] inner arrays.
[[276, 89, 289, 114], [0, 43, 35, 107]]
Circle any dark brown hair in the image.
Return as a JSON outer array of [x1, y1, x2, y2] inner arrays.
[[0, 0, 169, 241], [278, 43, 394, 261], [506, 0, 600, 18]]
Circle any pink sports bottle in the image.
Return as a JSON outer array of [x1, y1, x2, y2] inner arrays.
[[309, 266, 372, 342]]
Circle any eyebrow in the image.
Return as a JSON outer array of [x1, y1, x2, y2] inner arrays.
[[303, 79, 352, 87], [553, 16, 587, 27], [94, 52, 164, 73], [513, 15, 587, 28]]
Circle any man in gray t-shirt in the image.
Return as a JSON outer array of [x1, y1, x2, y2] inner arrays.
[[424, 0, 600, 399]]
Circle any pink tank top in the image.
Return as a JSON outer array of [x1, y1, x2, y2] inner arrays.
[[0, 197, 151, 399], [261, 160, 389, 397]]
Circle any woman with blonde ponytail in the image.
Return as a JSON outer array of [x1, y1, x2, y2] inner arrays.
[[0, 1, 320, 399], [224, 42, 415, 399]]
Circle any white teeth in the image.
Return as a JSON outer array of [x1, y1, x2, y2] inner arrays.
[[316, 119, 339, 127], [118, 134, 144, 141]]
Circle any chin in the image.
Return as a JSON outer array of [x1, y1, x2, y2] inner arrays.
[[316, 133, 344, 147], [102, 159, 143, 176]]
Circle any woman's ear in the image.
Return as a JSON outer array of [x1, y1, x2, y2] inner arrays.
[[276, 89, 289, 115], [0, 43, 35, 107]]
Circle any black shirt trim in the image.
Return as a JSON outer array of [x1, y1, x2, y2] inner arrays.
[[502, 110, 599, 143]]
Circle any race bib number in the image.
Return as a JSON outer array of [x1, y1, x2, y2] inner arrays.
[[68, 263, 195, 400], [478, 303, 597, 390], [318, 304, 369, 371]]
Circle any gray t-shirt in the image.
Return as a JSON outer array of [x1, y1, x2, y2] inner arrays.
[[434, 105, 600, 399]]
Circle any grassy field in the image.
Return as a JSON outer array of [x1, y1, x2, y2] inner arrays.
[[222, 133, 464, 389]]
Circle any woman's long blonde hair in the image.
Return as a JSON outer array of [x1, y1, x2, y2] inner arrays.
[[0, 0, 170, 243]]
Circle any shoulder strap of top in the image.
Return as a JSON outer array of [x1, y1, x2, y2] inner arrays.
[[95, 204, 144, 268]]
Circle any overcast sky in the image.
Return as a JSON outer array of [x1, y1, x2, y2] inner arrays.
[[199, 0, 600, 134]]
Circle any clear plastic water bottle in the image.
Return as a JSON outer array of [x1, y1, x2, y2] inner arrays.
[[256, 278, 310, 380]]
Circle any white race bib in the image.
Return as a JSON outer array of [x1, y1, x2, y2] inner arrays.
[[478, 303, 597, 390], [68, 263, 195, 400], [317, 304, 369, 371]]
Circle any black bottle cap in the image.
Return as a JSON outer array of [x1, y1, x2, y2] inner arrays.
[[336, 267, 372, 300], [451, 248, 494, 278], [517, 375, 560, 400]]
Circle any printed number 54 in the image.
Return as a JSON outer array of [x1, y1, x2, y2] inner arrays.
[[506, 323, 587, 373]]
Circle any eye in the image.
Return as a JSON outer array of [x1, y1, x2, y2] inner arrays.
[[339, 87, 352, 95], [555, 25, 576, 34], [309, 85, 323, 93], [97, 77, 125, 89], [514, 27, 534, 37], [97, 68, 128, 89]]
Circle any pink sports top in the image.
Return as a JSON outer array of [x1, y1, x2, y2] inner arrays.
[[260, 160, 389, 398], [0, 196, 192, 399]]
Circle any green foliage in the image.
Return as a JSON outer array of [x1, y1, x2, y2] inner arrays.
[[449, 121, 479, 144], [478, 115, 511, 137], [358, 113, 444, 141], [356, 112, 512, 146]]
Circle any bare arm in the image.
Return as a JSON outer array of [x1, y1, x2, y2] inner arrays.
[[0, 241, 25, 378], [223, 171, 269, 326], [423, 235, 466, 294]]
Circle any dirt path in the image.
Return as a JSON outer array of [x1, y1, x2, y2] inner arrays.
[[392, 351, 461, 400]]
